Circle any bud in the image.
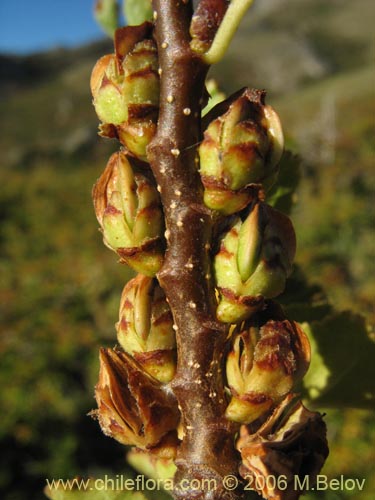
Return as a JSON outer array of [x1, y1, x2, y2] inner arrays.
[[91, 54, 127, 125], [214, 202, 296, 323], [237, 394, 329, 500], [199, 89, 283, 214], [127, 432, 178, 482], [90, 23, 159, 160], [225, 318, 310, 424], [92, 151, 164, 276], [117, 274, 176, 383], [92, 348, 180, 448]]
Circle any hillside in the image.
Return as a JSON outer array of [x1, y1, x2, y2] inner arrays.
[[213, 0, 374, 95], [1, 0, 374, 164]]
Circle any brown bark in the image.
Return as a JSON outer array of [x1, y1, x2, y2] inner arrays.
[[147, 1, 243, 499]]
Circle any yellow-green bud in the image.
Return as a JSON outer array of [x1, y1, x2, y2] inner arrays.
[[225, 320, 310, 424], [91, 54, 127, 125], [93, 151, 164, 276], [199, 89, 283, 214], [117, 274, 176, 383], [92, 348, 180, 448], [90, 23, 159, 160], [127, 433, 178, 482], [214, 202, 296, 323]]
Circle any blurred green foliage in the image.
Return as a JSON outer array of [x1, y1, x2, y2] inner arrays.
[[0, 158, 136, 500], [1, 0, 374, 499]]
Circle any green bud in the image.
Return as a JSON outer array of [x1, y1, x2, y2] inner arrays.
[[91, 23, 159, 160], [91, 54, 128, 124], [199, 89, 284, 214], [116, 274, 176, 383], [116, 120, 157, 161], [214, 202, 296, 323], [127, 433, 178, 482], [237, 202, 263, 281], [93, 151, 164, 276], [225, 319, 310, 424], [121, 39, 159, 106]]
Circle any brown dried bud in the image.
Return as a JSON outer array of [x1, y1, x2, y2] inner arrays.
[[226, 319, 310, 424], [92, 348, 180, 448], [237, 394, 329, 500]]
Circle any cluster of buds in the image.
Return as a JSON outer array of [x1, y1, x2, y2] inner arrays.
[[199, 89, 283, 214], [116, 274, 176, 383], [214, 201, 296, 323], [225, 314, 310, 424], [90, 22, 159, 161], [89, 9, 328, 497], [91, 24, 164, 277], [92, 150, 164, 276], [90, 22, 180, 460]]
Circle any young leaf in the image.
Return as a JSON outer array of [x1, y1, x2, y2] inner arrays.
[[202, 79, 226, 115], [123, 0, 153, 26], [94, 0, 119, 38]]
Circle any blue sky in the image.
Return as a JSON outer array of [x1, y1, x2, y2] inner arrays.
[[0, 0, 108, 54]]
